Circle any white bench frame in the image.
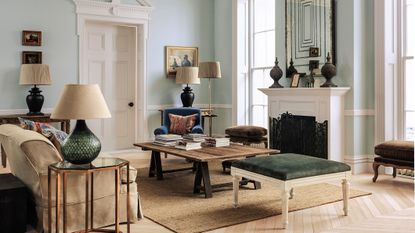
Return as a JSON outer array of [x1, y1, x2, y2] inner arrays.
[[231, 167, 351, 229]]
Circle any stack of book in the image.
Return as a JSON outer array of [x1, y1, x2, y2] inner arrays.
[[175, 140, 202, 150], [203, 137, 230, 147], [153, 134, 183, 146], [182, 133, 207, 142]]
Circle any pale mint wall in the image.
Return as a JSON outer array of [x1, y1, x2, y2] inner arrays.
[[0, 0, 78, 110], [212, 0, 233, 133], [145, 0, 215, 137], [337, 0, 375, 157]]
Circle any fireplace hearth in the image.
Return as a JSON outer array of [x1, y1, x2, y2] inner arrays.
[[269, 112, 328, 159]]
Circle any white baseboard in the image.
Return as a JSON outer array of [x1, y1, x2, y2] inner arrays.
[[343, 154, 374, 174]]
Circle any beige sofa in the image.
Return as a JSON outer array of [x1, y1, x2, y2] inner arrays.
[[0, 124, 143, 232]]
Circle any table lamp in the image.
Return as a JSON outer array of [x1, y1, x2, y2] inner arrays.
[[198, 62, 221, 113], [51, 84, 111, 164], [176, 67, 200, 107], [19, 64, 51, 115]]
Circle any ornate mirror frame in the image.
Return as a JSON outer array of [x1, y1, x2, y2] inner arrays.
[[285, 0, 336, 77]]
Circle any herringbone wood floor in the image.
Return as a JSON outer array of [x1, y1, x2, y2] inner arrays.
[[1, 151, 414, 233]]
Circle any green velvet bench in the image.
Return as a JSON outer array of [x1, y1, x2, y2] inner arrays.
[[231, 153, 351, 229], [372, 140, 414, 182]]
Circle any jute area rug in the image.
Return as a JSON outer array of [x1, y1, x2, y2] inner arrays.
[[136, 161, 370, 233]]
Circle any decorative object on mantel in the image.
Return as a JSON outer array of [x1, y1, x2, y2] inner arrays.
[[22, 30, 42, 46], [51, 84, 111, 164], [321, 52, 338, 87], [286, 58, 297, 78], [176, 67, 200, 107], [304, 69, 317, 88], [19, 64, 51, 115], [290, 73, 300, 88], [269, 57, 283, 88], [198, 61, 221, 114], [165, 46, 199, 78]]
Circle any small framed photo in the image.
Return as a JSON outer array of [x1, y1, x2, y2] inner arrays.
[[309, 60, 319, 71], [22, 31, 42, 46], [165, 46, 199, 78], [290, 73, 300, 88], [309, 47, 319, 57], [22, 51, 42, 64]]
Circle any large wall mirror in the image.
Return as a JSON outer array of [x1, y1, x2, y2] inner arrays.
[[286, 0, 335, 77]]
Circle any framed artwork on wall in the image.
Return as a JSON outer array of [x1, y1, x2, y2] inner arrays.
[[22, 31, 42, 46], [165, 46, 199, 78], [22, 51, 42, 64], [290, 73, 300, 88]]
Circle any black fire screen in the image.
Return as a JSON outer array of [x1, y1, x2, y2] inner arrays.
[[269, 112, 328, 159]]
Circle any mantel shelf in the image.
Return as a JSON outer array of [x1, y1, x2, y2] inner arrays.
[[258, 87, 350, 97]]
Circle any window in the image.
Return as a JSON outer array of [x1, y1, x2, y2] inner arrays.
[[404, 0, 415, 140], [248, 0, 275, 127]]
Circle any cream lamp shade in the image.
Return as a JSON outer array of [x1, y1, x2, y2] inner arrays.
[[19, 64, 51, 85], [51, 84, 111, 120], [198, 62, 222, 79], [176, 67, 200, 84]]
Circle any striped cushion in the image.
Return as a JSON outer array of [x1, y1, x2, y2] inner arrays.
[[169, 113, 197, 135]]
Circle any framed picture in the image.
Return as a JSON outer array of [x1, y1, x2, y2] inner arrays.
[[290, 73, 300, 88], [22, 51, 42, 64], [309, 47, 319, 57], [165, 46, 199, 78], [22, 31, 42, 46]]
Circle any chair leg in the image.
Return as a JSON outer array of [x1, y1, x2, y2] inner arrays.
[[372, 162, 381, 182], [342, 178, 350, 216], [393, 167, 397, 178]]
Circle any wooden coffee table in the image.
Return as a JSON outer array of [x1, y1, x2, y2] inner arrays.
[[134, 142, 279, 198]]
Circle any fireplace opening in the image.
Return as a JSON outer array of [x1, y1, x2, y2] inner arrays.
[[269, 112, 328, 159]]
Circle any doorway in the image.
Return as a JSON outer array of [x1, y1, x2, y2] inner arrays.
[[82, 22, 137, 151]]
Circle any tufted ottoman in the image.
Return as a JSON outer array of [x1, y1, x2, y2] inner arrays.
[[231, 154, 351, 229], [372, 140, 414, 182]]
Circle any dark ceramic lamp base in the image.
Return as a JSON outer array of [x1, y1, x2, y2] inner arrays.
[[61, 120, 101, 164], [180, 85, 195, 107], [26, 85, 45, 115]]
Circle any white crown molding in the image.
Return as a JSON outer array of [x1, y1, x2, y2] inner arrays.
[[344, 109, 375, 116], [73, 0, 153, 21]]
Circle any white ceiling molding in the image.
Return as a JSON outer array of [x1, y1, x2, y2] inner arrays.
[[73, 0, 153, 24]]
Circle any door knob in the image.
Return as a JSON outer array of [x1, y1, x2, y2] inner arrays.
[[128, 102, 134, 107]]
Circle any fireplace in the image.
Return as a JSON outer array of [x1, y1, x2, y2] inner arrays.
[[259, 87, 350, 161], [269, 112, 328, 159]]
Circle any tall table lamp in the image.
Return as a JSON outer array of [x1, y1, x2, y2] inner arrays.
[[176, 67, 200, 107], [19, 64, 52, 115], [51, 84, 111, 164], [198, 62, 221, 113]]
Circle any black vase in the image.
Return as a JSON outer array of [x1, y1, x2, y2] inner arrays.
[[180, 85, 195, 107], [61, 120, 101, 164], [26, 85, 44, 115]]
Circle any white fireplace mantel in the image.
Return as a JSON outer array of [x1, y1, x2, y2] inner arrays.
[[259, 87, 350, 162]]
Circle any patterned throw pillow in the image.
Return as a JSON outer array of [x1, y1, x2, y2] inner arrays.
[[168, 113, 198, 135], [18, 117, 68, 153]]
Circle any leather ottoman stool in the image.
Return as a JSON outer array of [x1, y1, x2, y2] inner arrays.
[[372, 140, 414, 182], [222, 125, 268, 172]]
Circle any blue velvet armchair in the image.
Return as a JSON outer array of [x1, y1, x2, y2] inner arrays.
[[154, 107, 204, 135]]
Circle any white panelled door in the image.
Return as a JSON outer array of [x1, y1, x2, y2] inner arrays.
[[83, 22, 136, 151]]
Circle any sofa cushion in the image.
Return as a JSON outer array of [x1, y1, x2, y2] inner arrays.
[[374, 140, 414, 162], [18, 117, 68, 153], [232, 153, 351, 180], [168, 113, 197, 135], [225, 125, 267, 138]]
